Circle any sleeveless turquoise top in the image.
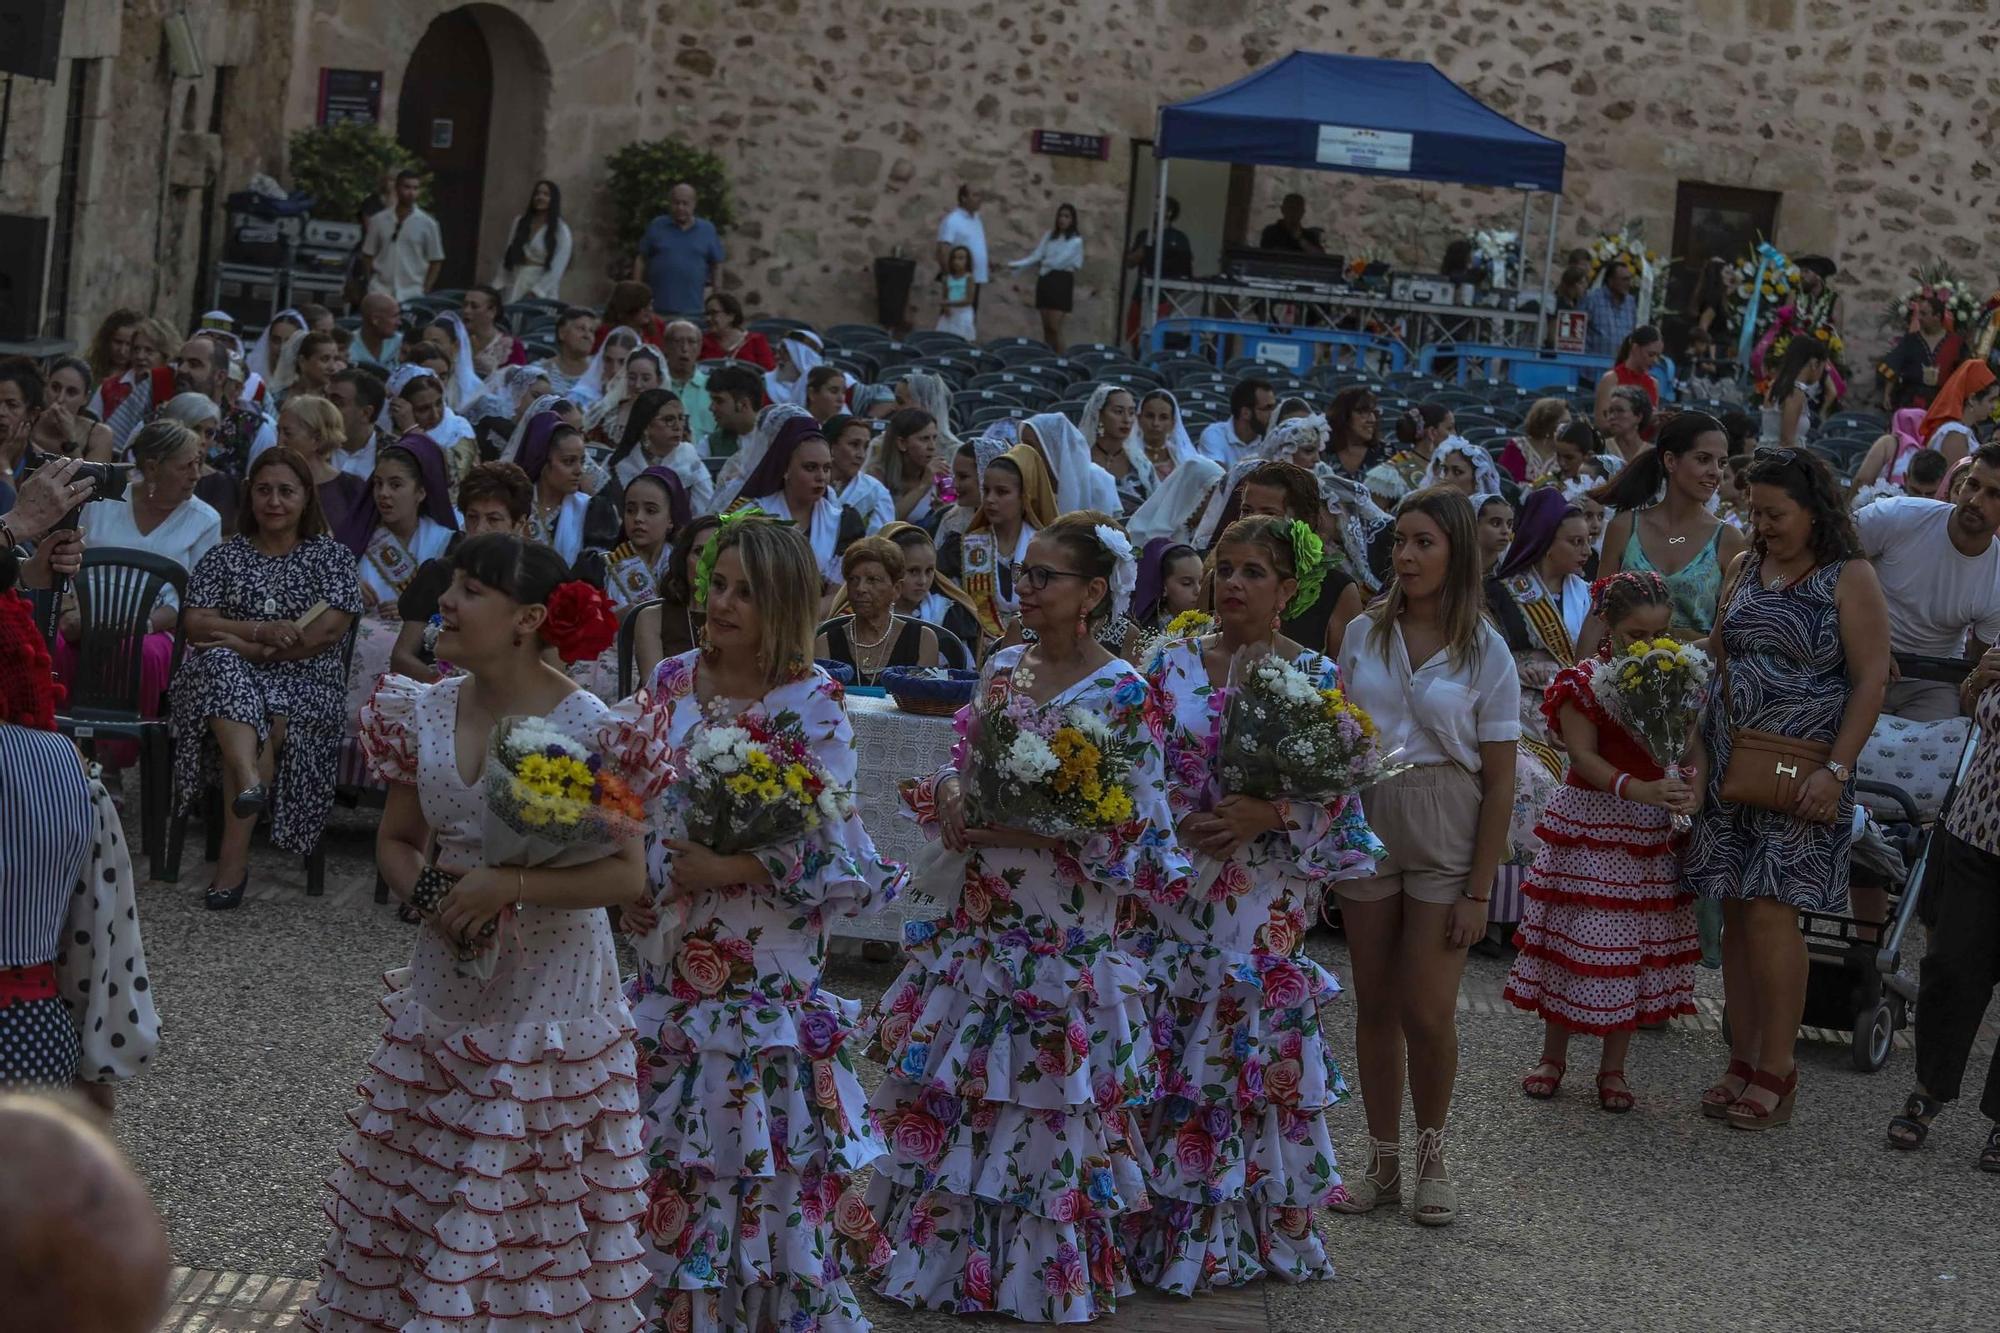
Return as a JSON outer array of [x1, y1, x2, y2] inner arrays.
[[1623, 521, 1725, 633]]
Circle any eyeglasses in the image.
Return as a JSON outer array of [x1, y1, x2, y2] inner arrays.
[[1009, 562, 1090, 591]]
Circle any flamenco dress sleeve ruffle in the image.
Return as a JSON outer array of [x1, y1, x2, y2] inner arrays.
[[626, 663, 900, 1333], [1121, 648, 1372, 1295], [865, 656, 1195, 1323]]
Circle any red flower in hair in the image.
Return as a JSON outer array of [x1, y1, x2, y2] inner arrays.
[[541, 581, 618, 664]]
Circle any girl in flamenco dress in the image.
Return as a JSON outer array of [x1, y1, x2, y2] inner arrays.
[[869, 511, 1195, 1323], [305, 534, 655, 1332], [621, 513, 907, 1332], [1126, 515, 1384, 1294], [1505, 571, 1703, 1112]]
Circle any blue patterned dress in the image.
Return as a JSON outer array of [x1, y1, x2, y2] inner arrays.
[[1681, 555, 1855, 912]]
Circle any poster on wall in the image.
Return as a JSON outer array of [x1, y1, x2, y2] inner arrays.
[[1554, 310, 1588, 354], [317, 69, 383, 126]]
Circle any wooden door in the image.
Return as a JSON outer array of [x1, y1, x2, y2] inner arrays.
[[1668, 182, 1780, 319], [397, 9, 492, 289]]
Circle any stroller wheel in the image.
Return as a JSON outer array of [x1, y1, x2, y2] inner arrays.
[[1852, 998, 1895, 1073]]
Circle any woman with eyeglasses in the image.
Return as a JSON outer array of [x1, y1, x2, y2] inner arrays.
[[697, 290, 776, 371], [1323, 386, 1385, 486], [870, 511, 1193, 1321], [1681, 447, 1889, 1129]]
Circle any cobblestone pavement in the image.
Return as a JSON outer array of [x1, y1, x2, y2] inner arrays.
[[126, 809, 2000, 1332]]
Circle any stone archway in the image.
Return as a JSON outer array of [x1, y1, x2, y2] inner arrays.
[[396, 3, 551, 289]]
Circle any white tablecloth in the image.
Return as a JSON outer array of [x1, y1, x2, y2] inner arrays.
[[838, 693, 958, 941]]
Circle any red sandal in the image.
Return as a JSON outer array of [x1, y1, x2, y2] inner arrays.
[[1521, 1060, 1566, 1100], [1726, 1067, 1799, 1131], [1701, 1058, 1754, 1119], [1596, 1069, 1636, 1114]]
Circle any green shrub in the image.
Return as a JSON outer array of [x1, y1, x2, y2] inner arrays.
[[287, 122, 428, 219], [604, 138, 734, 254]]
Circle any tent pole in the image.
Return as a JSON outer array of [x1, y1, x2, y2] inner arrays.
[[1537, 193, 1561, 346], [1146, 158, 1171, 348], [1517, 189, 1531, 292]]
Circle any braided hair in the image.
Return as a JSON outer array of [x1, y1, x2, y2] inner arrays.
[[1588, 569, 1672, 658]]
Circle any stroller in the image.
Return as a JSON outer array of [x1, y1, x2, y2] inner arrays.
[[1732, 655, 1980, 1072]]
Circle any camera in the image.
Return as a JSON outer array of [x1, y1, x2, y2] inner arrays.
[[20, 450, 130, 525]]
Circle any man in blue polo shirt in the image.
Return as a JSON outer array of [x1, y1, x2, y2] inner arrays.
[[634, 183, 724, 317]]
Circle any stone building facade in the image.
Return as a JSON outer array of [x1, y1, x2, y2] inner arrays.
[[8, 0, 1995, 360]]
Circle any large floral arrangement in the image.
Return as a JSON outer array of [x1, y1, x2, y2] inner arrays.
[[1729, 246, 1799, 338], [1473, 229, 1521, 288], [1587, 637, 1712, 830], [676, 713, 849, 856], [1880, 259, 1982, 335], [1217, 652, 1401, 802], [961, 676, 1141, 837], [1585, 225, 1669, 307]]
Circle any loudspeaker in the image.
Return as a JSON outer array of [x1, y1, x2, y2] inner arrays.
[[0, 0, 64, 82], [0, 214, 49, 341]]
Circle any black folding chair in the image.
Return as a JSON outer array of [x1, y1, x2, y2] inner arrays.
[[617, 597, 663, 700], [57, 549, 188, 866]]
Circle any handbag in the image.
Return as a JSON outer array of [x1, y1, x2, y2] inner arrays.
[[1712, 561, 1836, 819]]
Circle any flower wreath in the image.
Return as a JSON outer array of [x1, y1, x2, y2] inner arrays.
[[1282, 519, 1327, 622], [541, 581, 618, 664], [1093, 523, 1138, 620]]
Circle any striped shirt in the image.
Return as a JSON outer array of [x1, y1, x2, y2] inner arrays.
[[0, 725, 93, 966]]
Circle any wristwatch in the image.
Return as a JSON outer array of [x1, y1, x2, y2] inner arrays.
[[1825, 759, 1851, 782]]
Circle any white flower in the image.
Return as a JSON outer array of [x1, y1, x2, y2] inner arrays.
[[1005, 732, 1060, 781], [504, 720, 588, 764], [1070, 707, 1112, 745], [1093, 523, 1139, 621]]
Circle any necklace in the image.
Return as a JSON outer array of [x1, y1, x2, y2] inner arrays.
[[849, 613, 897, 651]]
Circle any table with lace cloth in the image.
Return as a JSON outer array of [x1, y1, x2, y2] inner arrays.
[[836, 692, 956, 942]]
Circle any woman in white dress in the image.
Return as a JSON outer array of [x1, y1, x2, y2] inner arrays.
[[345, 435, 459, 730], [625, 514, 905, 1331], [306, 534, 654, 1332], [491, 178, 573, 303]]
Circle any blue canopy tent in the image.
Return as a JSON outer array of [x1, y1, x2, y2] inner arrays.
[[1146, 50, 1569, 336]]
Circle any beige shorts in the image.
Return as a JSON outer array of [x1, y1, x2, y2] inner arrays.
[[1335, 763, 1481, 906]]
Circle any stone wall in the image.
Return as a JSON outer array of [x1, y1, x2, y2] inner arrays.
[[29, 0, 2000, 363]]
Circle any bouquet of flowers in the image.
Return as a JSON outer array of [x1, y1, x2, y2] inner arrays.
[[1729, 246, 1799, 343], [678, 714, 851, 856], [1587, 638, 1714, 831], [1586, 225, 1669, 308], [1473, 229, 1521, 289], [1217, 651, 1401, 802], [1881, 259, 1982, 335], [473, 714, 654, 975], [960, 685, 1141, 838]]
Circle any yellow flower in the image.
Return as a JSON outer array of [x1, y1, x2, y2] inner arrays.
[[1652, 637, 1678, 651], [1095, 787, 1134, 823], [725, 772, 757, 797]]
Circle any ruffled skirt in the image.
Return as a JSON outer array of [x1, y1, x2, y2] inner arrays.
[[865, 925, 1158, 1323], [1122, 942, 1344, 1295], [1504, 787, 1701, 1034], [302, 970, 652, 1333], [628, 980, 890, 1333]]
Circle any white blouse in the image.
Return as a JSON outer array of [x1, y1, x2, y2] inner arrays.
[[1337, 614, 1521, 771], [80, 495, 222, 610], [1009, 232, 1084, 274]]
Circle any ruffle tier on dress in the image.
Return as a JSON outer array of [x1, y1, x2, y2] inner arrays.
[[303, 971, 652, 1333]]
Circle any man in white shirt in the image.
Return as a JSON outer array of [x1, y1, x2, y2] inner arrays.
[[1196, 377, 1276, 467], [324, 369, 389, 480], [1857, 444, 2000, 719], [936, 184, 989, 300], [359, 169, 445, 301]]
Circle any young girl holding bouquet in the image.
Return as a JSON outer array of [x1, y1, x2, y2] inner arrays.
[[1504, 571, 1702, 1112], [1129, 515, 1383, 1295], [307, 535, 651, 1332], [871, 511, 1193, 1323], [623, 513, 906, 1333]]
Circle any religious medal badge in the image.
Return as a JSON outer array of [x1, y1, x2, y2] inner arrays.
[[957, 672, 1143, 841], [1587, 636, 1713, 833], [466, 714, 658, 978]]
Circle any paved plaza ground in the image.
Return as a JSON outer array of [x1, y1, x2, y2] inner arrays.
[[118, 805, 2000, 1333]]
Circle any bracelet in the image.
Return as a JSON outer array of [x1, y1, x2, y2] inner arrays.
[[1612, 772, 1632, 800], [1463, 894, 1491, 903]]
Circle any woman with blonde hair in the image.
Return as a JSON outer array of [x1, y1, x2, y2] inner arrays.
[[1333, 487, 1519, 1225], [626, 514, 906, 1330], [277, 393, 373, 554]]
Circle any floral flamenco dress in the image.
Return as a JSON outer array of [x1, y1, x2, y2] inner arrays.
[[304, 675, 652, 1333], [1124, 637, 1382, 1293], [1503, 658, 1700, 1032], [624, 652, 906, 1333], [869, 644, 1195, 1324]]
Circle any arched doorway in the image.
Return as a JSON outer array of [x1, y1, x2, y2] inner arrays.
[[397, 5, 551, 291]]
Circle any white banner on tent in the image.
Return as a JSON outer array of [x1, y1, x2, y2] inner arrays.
[[1315, 125, 1412, 171]]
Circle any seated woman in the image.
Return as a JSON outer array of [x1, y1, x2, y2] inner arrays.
[[1915, 360, 1999, 468], [514, 410, 594, 564], [868, 408, 941, 528], [390, 461, 533, 683], [587, 343, 665, 446], [626, 513, 720, 690], [277, 394, 372, 554], [1422, 436, 1507, 499], [1498, 397, 1571, 485], [735, 412, 866, 594], [815, 536, 942, 684], [1762, 336, 1829, 449], [937, 442, 1058, 642], [1120, 535, 1205, 659], [594, 388, 711, 537], [170, 447, 360, 909], [42, 356, 117, 462], [346, 435, 459, 730], [63, 417, 220, 706], [698, 290, 775, 370], [573, 466, 691, 701], [1474, 493, 1516, 577], [932, 441, 982, 546], [879, 520, 983, 664], [1600, 386, 1652, 466]]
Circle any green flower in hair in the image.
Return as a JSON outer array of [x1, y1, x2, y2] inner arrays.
[[693, 506, 790, 610], [1283, 520, 1327, 622]]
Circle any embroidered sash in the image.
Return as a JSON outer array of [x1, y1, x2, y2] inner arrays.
[[363, 526, 419, 611], [962, 531, 1004, 638], [1509, 574, 1576, 667], [606, 542, 660, 609]]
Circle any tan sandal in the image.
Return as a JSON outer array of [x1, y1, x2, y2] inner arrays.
[[1411, 1126, 1457, 1227], [1328, 1137, 1401, 1215]]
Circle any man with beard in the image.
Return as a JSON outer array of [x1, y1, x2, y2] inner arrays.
[[1859, 443, 2000, 719]]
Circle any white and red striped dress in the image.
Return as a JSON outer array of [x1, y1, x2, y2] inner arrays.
[[1504, 658, 1700, 1034]]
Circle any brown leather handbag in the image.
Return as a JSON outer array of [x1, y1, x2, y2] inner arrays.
[[1718, 728, 1833, 816]]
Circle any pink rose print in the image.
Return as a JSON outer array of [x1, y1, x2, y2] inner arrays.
[[892, 1109, 948, 1164], [663, 1291, 694, 1333], [1044, 1241, 1089, 1297], [963, 1249, 994, 1307], [876, 1011, 913, 1057], [1208, 859, 1252, 903], [1093, 1070, 1119, 1112], [904, 1205, 939, 1248], [1277, 1206, 1313, 1238], [1261, 907, 1299, 957], [642, 1177, 690, 1244], [1279, 1030, 1304, 1062], [961, 874, 993, 924], [833, 1184, 876, 1240], [1049, 1186, 1092, 1222], [813, 1057, 840, 1111], [969, 1101, 998, 1133], [1066, 1020, 1091, 1058], [1264, 1057, 1303, 1107], [1174, 1123, 1216, 1178], [1261, 959, 1309, 1010], [675, 936, 730, 997], [890, 982, 922, 1018]]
